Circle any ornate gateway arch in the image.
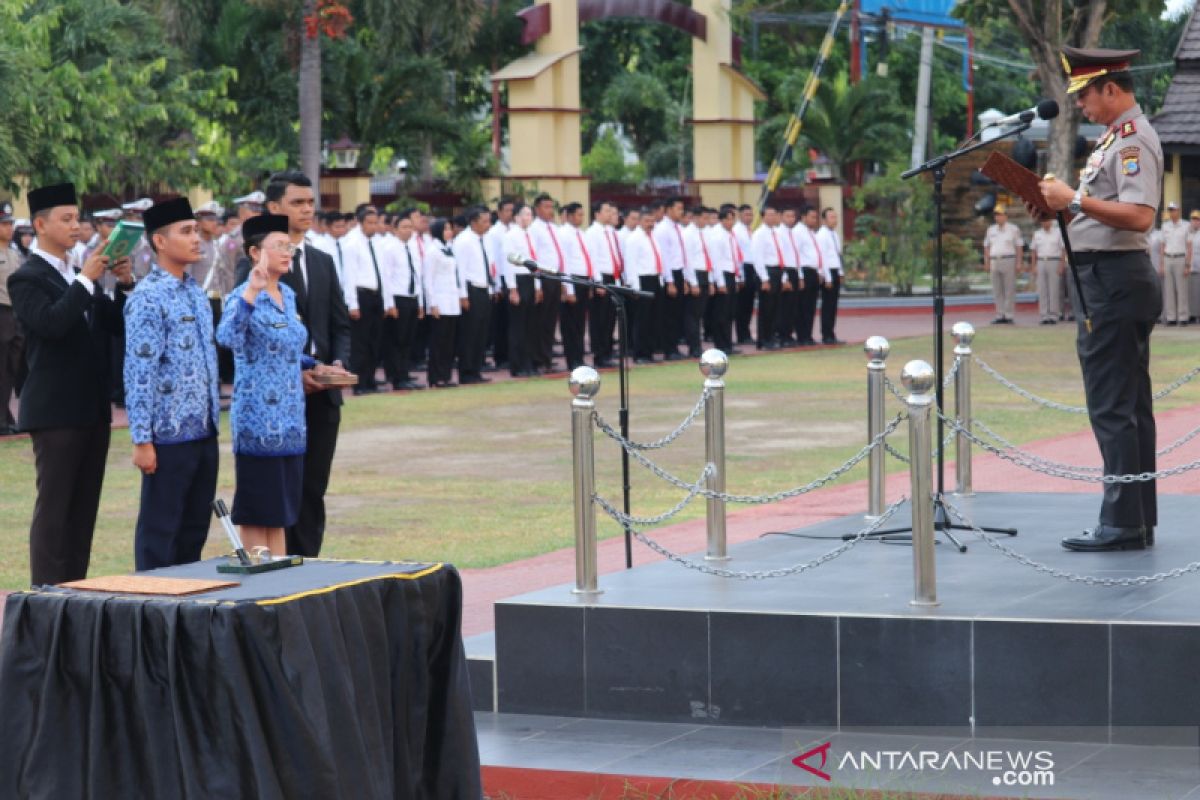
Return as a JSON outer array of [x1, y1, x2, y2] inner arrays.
[[491, 0, 764, 207]]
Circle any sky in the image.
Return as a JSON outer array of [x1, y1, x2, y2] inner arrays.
[[1165, 0, 1194, 19]]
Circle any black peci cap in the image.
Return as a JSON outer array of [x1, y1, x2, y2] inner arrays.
[[143, 197, 195, 235], [28, 183, 78, 216]]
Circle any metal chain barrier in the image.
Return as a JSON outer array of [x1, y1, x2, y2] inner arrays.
[[621, 414, 906, 503], [943, 355, 960, 389], [1156, 421, 1200, 458], [972, 419, 1101, 473], [972, 356, 1089, 414], [610, 497, 907, 580], [884, 427, 955, 465], [943, 498, 1200, 587], [592, 388, 711, 451], [937, 409, 1200, 483], [1154, 364, 1200, 401], [593, 464, 715, 527]]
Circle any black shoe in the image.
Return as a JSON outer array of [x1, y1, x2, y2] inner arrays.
[[738, 336, 754, 345], [1061, 525, 1146, 552], [822, 338, 847, 345], [398, 381, 425, 391], [991, 317, 1007, 325], [1167, 320, 1178, 326], [798, 339, 817, 346], [432, 381, 458, 388], [664, 352, 684, 361], [687, 350, 702, 359], [763, 342, 781, 351]]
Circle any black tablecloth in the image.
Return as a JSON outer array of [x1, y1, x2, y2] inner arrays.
[[0, 559, 482, 799]]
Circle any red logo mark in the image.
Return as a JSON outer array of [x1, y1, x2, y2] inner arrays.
[[792, 741, 833, 781]]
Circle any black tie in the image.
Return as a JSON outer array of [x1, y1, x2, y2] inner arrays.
[[292, 250, 306, 297], [405, 242, 416, 295], [479, 237, 491, 291], [335, 240, 344, 281], [367, 239, 382, 291]]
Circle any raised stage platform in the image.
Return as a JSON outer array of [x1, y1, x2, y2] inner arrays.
[[482, 492, 1200, 741]]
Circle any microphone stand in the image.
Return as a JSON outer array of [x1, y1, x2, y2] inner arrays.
[[524, 264, 653, 568], [853, 124, 1027, 548]]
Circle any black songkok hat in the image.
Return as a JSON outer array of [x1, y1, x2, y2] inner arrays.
[[241, 213, 290, 240], [28, 183, 78, 216], [143, 197, 195, 235]]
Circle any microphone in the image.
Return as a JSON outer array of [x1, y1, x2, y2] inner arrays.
[[987, 99, 1059, 128], [507, 252, 540, 272]]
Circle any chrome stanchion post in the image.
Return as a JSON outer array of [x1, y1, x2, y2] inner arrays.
[[952, 322, 975, 496], [902, 360, 938, 607], [865, 336, 891, 519], [569, 367, 603, 595], [700, 349, 730, 561]]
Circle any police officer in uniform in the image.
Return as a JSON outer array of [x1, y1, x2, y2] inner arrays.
[[1039, 46, 1163, 552]]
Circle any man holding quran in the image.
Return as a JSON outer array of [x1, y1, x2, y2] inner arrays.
[[1033, 46, 1163, 553]]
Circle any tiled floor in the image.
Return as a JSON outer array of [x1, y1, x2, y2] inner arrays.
[[477, 711, 1200, 799]]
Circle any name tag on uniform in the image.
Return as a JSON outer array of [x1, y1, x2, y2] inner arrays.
[[271, 321, 289, 329], [180, 315, 196, 322]]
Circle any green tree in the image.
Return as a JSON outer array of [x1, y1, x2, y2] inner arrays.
[[795, 73, 908, 180], [582, 128, 642, 184], [849, 163, 934, 295]]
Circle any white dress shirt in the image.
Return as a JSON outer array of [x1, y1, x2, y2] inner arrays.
[[794, 224, 821, 271], [381, 234, 424, 303], [33, 245, 93, 293], [750, 224, 786, 282], [423, 245, 461, 316], [733, 221, 753, 268], [815, 225, 842, 281], [685, 223, 724, 289], [340, 227, 391, 311], [502, 225, 541, 288], [623, 228, 666, 286], [485, 221, 511, 284], [560, 222, 594, 280], [653, 218, 697, 285], [451, 229, 495, 296], [585, 222, 620, 278], [528, 217, 572, 296], [705, 225, 743, 285]]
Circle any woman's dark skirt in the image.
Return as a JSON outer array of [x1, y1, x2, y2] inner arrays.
[[231, 452, 304, 528]]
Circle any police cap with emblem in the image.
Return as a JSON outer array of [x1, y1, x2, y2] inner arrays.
[[1061, 46, 1139, 95], [0, 202, 13, 223]]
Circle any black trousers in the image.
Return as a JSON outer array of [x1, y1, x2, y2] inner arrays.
[[1073, 251, 1162, 528], [777, 267, 801, 341], [490, 278, 509, 368], [457, 284, 491, 380], [286, 396, 341, 558], [0, 305, 22, 426], [710, 271, 737, 353], [633, 276, 661, 360], [428, 314, 458, 385], [135, 435, 219, 570], [736, 265, 759, 343], [351, 288, 384, 390], [411, 315, 430, 367], [383, 295, 420, 385], [560, 284, 591, 370], [588, 275, 618, 365], [798, 266, 821, 344], [536, 279, 561, 370], [683, 273, 710, 356], [759, 267, 783, 347], [666, 270, 686, 352], [820, 271, 842, 341], [508, 274, 538, 375], [29, 423, 111, 585]]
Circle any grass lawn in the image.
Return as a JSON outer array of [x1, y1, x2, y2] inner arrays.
[[1, 324, 1197, 589]]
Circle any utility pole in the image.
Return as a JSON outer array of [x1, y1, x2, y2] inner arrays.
[[910, 27, 935, 170]]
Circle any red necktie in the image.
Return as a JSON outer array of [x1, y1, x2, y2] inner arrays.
[[699, 231, 713, 273], [808, 228, 824, 271], [607, 230, 622, 281], [729, 232, 743, 279], [649, 234, 663, 275], [787, 228, 801, 267], [575, 230, 594, 279], [770, 229, 784, 266], [525, 230, 537, 260], [545, 223, 565, 273], [674, 224, 689, 269]]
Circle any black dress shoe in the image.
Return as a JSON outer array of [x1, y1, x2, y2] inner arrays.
[[399, 381, 425, 391], [822, 338, 847, 345], [1061, 525, 1146, 552], [593, 359, 613, 369], [764, 342, 781, 351], [664, 352, 684, 361], [1145, 526, 1155, 546]]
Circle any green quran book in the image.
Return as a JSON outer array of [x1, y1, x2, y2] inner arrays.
[[101, 220, 144, 260]]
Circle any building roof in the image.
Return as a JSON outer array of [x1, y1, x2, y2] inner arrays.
[[490, 49, 582, 83], [1152, 7, 1200, 148]]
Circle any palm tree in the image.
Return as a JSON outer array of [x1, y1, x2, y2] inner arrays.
[[791, 72, 908, 182]]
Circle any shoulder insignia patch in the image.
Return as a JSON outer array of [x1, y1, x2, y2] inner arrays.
[[1100, 131, 1117, 151], [1120, 146, 1140, 176], [1120, 120, 1137, 138]]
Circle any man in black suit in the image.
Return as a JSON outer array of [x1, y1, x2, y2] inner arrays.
[[7, 183, 134, 585], [238, 171, 353, 557]]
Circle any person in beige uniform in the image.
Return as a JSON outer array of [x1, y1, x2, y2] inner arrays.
[[1159, 202, 1189, 325], [984, 206, 1024, 323], [1038, 46, 1163, 552], [1030, 218, 1064, 324]]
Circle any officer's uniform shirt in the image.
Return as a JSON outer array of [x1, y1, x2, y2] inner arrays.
[[560, 222, 594, 280], [623, 228, 666, 286], [704, 224, 741, 285], [1149, 228, 1164, 271], [793, 224, 821, 272], [750, 224, 785, 282], [0, 244, 19, 307], [585, 222, 621, 279], [1069, 104, 1162, 252], [682, 222, 723, 288], [985, 223, 1023, 259], [503, 225, 541, 288], [653, 218, 698, 286], [816, 225, 843, 281], [1031, 227, 1064, 260], [340, 227, 392, 311], [777, 223, 800, 270], [1162, 219, 1189, 257], [452, 228, 495, 297], [1188, 223, 1200, 272]]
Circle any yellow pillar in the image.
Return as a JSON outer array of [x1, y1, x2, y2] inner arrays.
[[492, 0, 589, 209], [691, 0, 763, 209], [1164, 153, 1182, 211]]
